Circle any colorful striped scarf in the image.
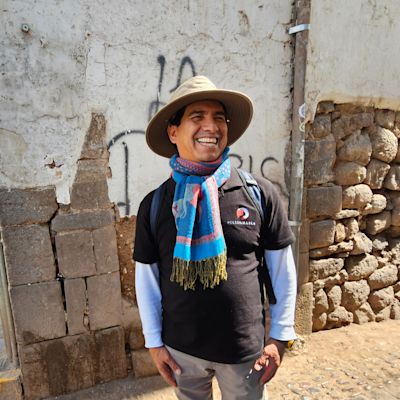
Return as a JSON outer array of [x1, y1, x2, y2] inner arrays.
[[169, 148, 231, 290]]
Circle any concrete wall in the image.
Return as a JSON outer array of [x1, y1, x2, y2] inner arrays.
[[1, 0, 294, 215], [305, 0, 400, 121]]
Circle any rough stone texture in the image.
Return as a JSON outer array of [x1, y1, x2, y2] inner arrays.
[[395, 145, 400, 163], [312, 312, 327, 332], [310, 114, 331, 139], [366, 211, 391, 235], [10, 282, 66, 345], [0, 187, 57, 226], [375, 305, 392, 322], [314, 288, 329, 314], [314, 269, 348, 290], [370, 127, 398, 163], [375, 109, 395, 129], [342, 184, 373, 209], [132, 349, 159, 378], [19, 334, 96, 399], [316, 101, 335, 115], [364, 159, 391, 189], [122, 299, 145, 350], [353, 302, 375, 324], [1, 224, 55, 286], [362, 194, 387, 215], [87, 272, 122, 330], [294, 282, 313, 335], [342, 280, 370, 311], [334, 209, 360, 219], [51, 209, 115, 233], [80, 113, 109, 160], [337, 131, 372, 165], [350, 232, 373, 255], [393, 208, 400, 226], [70, 159, 111, 210], [55, 230, 96, 278], [368, 264, 398, 290], [309, 258, 344, 281], [92, 225, 120, 274], [334, 161, 366, 185], [326, 285, 341, 311], [343, 217, 359, 239], [368, 286, 395, 313], [64, 278, 88, 335], [391, 299, 400, 319], [335, 222, 346, 243], [371, 234, 389, 251], [390, 192, 400, 210], [309, 241, 353, 259], [0, 370, 23, 400], [326, 306, 353, 328], [304, 135, 336, 185], [306, 186, 342, 218], [384, 165, 400, 190], [94, 327, 127, 383], [309, 219, 336, 249], [345, 254, 378, 280]]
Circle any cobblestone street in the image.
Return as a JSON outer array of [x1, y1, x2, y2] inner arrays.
[[51, 320, 400, 400]]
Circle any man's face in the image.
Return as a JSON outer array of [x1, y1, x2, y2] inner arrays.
[[167, 100, 228, 163]]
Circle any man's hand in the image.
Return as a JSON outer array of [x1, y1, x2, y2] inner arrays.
[[253, 338, 286, 385], [149, 346, 182, 387]]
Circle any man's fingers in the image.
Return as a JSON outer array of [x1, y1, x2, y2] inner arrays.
[[158, 363, 178, 387], [165, 354, 182, 376], [259, 359, 278, 384]]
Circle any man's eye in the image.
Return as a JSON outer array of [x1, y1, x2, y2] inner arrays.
[[191, 115, 202, 121], [215, 116, 227, 122]]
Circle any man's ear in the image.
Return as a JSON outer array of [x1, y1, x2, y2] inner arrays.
[[167, 124, 177, 144]]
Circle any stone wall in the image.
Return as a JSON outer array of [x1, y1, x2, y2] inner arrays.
[[0, 114, 127, 399], [304, 103, 400, 331]]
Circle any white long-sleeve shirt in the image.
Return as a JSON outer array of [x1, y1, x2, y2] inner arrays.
[[135, 245, 297, 348]]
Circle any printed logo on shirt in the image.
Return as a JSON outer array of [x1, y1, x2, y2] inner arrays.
[[226, 207, 256, 226]]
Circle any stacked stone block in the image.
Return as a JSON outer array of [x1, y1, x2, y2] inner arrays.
[[0, 114, 127, 399], [305, 103, 400, 331]]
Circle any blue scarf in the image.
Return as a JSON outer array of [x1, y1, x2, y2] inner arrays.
[[169, 148, 231, 290]]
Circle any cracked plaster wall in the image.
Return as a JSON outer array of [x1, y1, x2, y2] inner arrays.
[[305, 0, 400, 122], [1, 0, 294, 214]]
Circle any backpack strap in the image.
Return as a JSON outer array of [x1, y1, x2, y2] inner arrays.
[[237, 168, 277, 305]]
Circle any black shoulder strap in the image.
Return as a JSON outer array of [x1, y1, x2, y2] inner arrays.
[[150, 179, 169, 240], [237, 168, 277, 305]]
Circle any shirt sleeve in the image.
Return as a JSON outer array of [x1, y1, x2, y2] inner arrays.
[[265, 245, 297, 341], [135, 262, 163, 348], [133, 191, 159, 264]]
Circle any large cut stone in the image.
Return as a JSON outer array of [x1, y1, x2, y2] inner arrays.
[[51, 209, 115, 233], [364, 159, 391, 189], [370, 127, 398, 163], [337, 131, 372, 165], [350, 232, 373, 255], [304, 135, 336, 185], [353, 302, 375, 324], [55, 230, 96, 278], [309, 258, 344, 281], [306, 186, 342, 218], [368, 286, 394, 312], [342, 280, 370, 311], [132, 349, 159, 378], [366, 211, 391, 235], [309, 220, 336, 249], [10, 282, 66, 345], [19, 334, 95, 399], [0, 187, 57, 226], [94, 327, 127, 383], [64, 278, 88, 335], [334, 161, 366, 186], [1, 224, 56, 286], [342, 184, 373, 209], [345, 254, 378, 280], [87, 272, 122, 330], [383, 165, 400, 191], [92, 225, 120, 274], [368, 264, 398, 290]]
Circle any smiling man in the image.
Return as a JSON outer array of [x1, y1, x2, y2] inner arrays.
[[133, 76, 297, 400]]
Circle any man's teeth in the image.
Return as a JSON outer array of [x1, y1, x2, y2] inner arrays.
[[196, 138, 218, 144]]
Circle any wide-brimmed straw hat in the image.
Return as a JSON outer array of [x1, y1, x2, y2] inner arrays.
[[146, 75, 253, 158]]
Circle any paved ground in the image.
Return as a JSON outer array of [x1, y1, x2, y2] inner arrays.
[[51, 320, 400, 400]]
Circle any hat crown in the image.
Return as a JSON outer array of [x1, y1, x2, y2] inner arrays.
[[170, 76, 217, 102]]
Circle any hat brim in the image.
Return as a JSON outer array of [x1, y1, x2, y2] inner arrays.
[[146, 89, 253, 158]]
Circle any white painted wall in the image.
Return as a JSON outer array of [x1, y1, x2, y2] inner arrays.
[[1, 0, 294, 215], [305, 0, 400, 121]]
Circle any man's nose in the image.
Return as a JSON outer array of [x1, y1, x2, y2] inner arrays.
[[201, 117, 218, 132]]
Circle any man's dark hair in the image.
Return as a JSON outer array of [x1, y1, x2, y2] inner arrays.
[[168, 102, 228, 127]]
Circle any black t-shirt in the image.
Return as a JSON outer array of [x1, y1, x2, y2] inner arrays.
[[133, 168, 294, 363]]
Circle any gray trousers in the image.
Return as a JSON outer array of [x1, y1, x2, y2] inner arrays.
[[167, 346, 267, 400]]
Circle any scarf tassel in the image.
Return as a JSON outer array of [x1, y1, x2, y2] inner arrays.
[[170, 252, 228, 290]]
